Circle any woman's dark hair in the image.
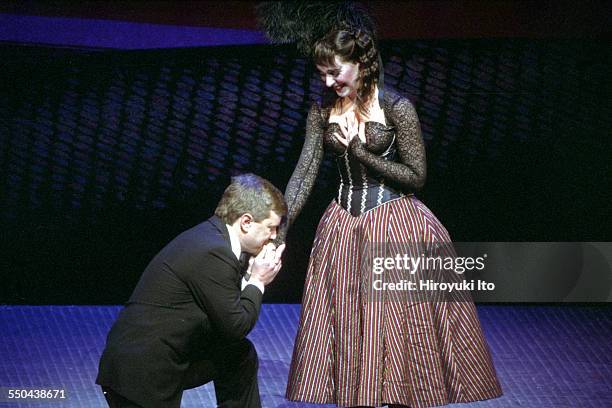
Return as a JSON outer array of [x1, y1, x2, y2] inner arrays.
[[314, 26, 380, 115]]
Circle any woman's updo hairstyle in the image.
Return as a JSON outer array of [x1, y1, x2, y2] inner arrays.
[[314, 25, 380, 115]]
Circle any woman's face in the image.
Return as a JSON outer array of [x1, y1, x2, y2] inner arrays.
[[316, 56, 360, 99]]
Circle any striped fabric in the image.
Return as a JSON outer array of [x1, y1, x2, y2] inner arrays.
[[286, 197, 502, 407]]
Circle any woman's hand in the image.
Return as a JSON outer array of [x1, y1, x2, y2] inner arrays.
[[249, 243, 286, 286], [333, 111, 366, 147]]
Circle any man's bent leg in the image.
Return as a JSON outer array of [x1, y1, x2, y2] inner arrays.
[[183, 338, 260, 407], [101, 387, 144, 408], [213, 338, 261, 408], [182, 358, 216, 390]]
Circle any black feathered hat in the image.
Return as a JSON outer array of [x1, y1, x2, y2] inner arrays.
[[255, 1, 385, 102], [255, 1, 377, 56]]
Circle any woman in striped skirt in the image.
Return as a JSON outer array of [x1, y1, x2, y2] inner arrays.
[[275, 18, 503, 408]]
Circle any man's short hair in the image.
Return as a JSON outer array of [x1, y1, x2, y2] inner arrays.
[[215, 173, 287, 224]]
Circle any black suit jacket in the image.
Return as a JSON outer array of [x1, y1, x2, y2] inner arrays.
[[96, 216, 262, 407]]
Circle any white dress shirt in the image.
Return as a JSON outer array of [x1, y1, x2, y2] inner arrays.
[[226, 224, 265, 294]]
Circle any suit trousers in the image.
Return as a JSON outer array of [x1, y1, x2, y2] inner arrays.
[[102, 338, 261, 408]]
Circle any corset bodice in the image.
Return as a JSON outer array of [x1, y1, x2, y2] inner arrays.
[[324, 122, 408, 216]]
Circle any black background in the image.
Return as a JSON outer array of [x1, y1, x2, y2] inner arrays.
[[1, 38, 610, 304]]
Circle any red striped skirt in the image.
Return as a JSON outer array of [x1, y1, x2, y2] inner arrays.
[[286, 197, 502, 407]]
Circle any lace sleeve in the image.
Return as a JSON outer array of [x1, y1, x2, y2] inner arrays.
[[348, 96, 426, 191], [276, 102, 325, 243]]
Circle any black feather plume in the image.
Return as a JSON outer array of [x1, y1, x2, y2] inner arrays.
[[255, 1, 376, 56]]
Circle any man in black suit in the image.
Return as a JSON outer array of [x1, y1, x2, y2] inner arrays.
[[96, 173, 287, 408]]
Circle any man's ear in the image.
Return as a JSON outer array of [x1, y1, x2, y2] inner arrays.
[[239, 213, 254, 233]]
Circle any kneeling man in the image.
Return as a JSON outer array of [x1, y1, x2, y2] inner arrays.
[[97, 173, 287, 408]]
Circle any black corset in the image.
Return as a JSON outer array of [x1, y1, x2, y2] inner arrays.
[[335, 139, 407, 216]]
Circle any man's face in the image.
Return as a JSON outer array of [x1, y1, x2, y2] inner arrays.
[[241, 211, 282, 255]]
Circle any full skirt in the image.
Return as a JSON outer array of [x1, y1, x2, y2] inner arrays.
[[286, 197, 502, 407]]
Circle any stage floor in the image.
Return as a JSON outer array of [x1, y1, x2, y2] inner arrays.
[[0, 304, 610, 407]]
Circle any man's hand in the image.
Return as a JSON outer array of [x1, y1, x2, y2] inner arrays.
[[249, 243, 286, 286]]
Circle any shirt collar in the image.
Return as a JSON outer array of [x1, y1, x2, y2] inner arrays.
[[225, 224, 242, 260]]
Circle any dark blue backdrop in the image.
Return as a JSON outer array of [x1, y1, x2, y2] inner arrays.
[[1, 39, 610, 303]]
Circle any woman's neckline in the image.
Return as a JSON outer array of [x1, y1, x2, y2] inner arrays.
[[335, 86, 381, 114], [328, 120, 390, 128], [328, 86, 387, 127]]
